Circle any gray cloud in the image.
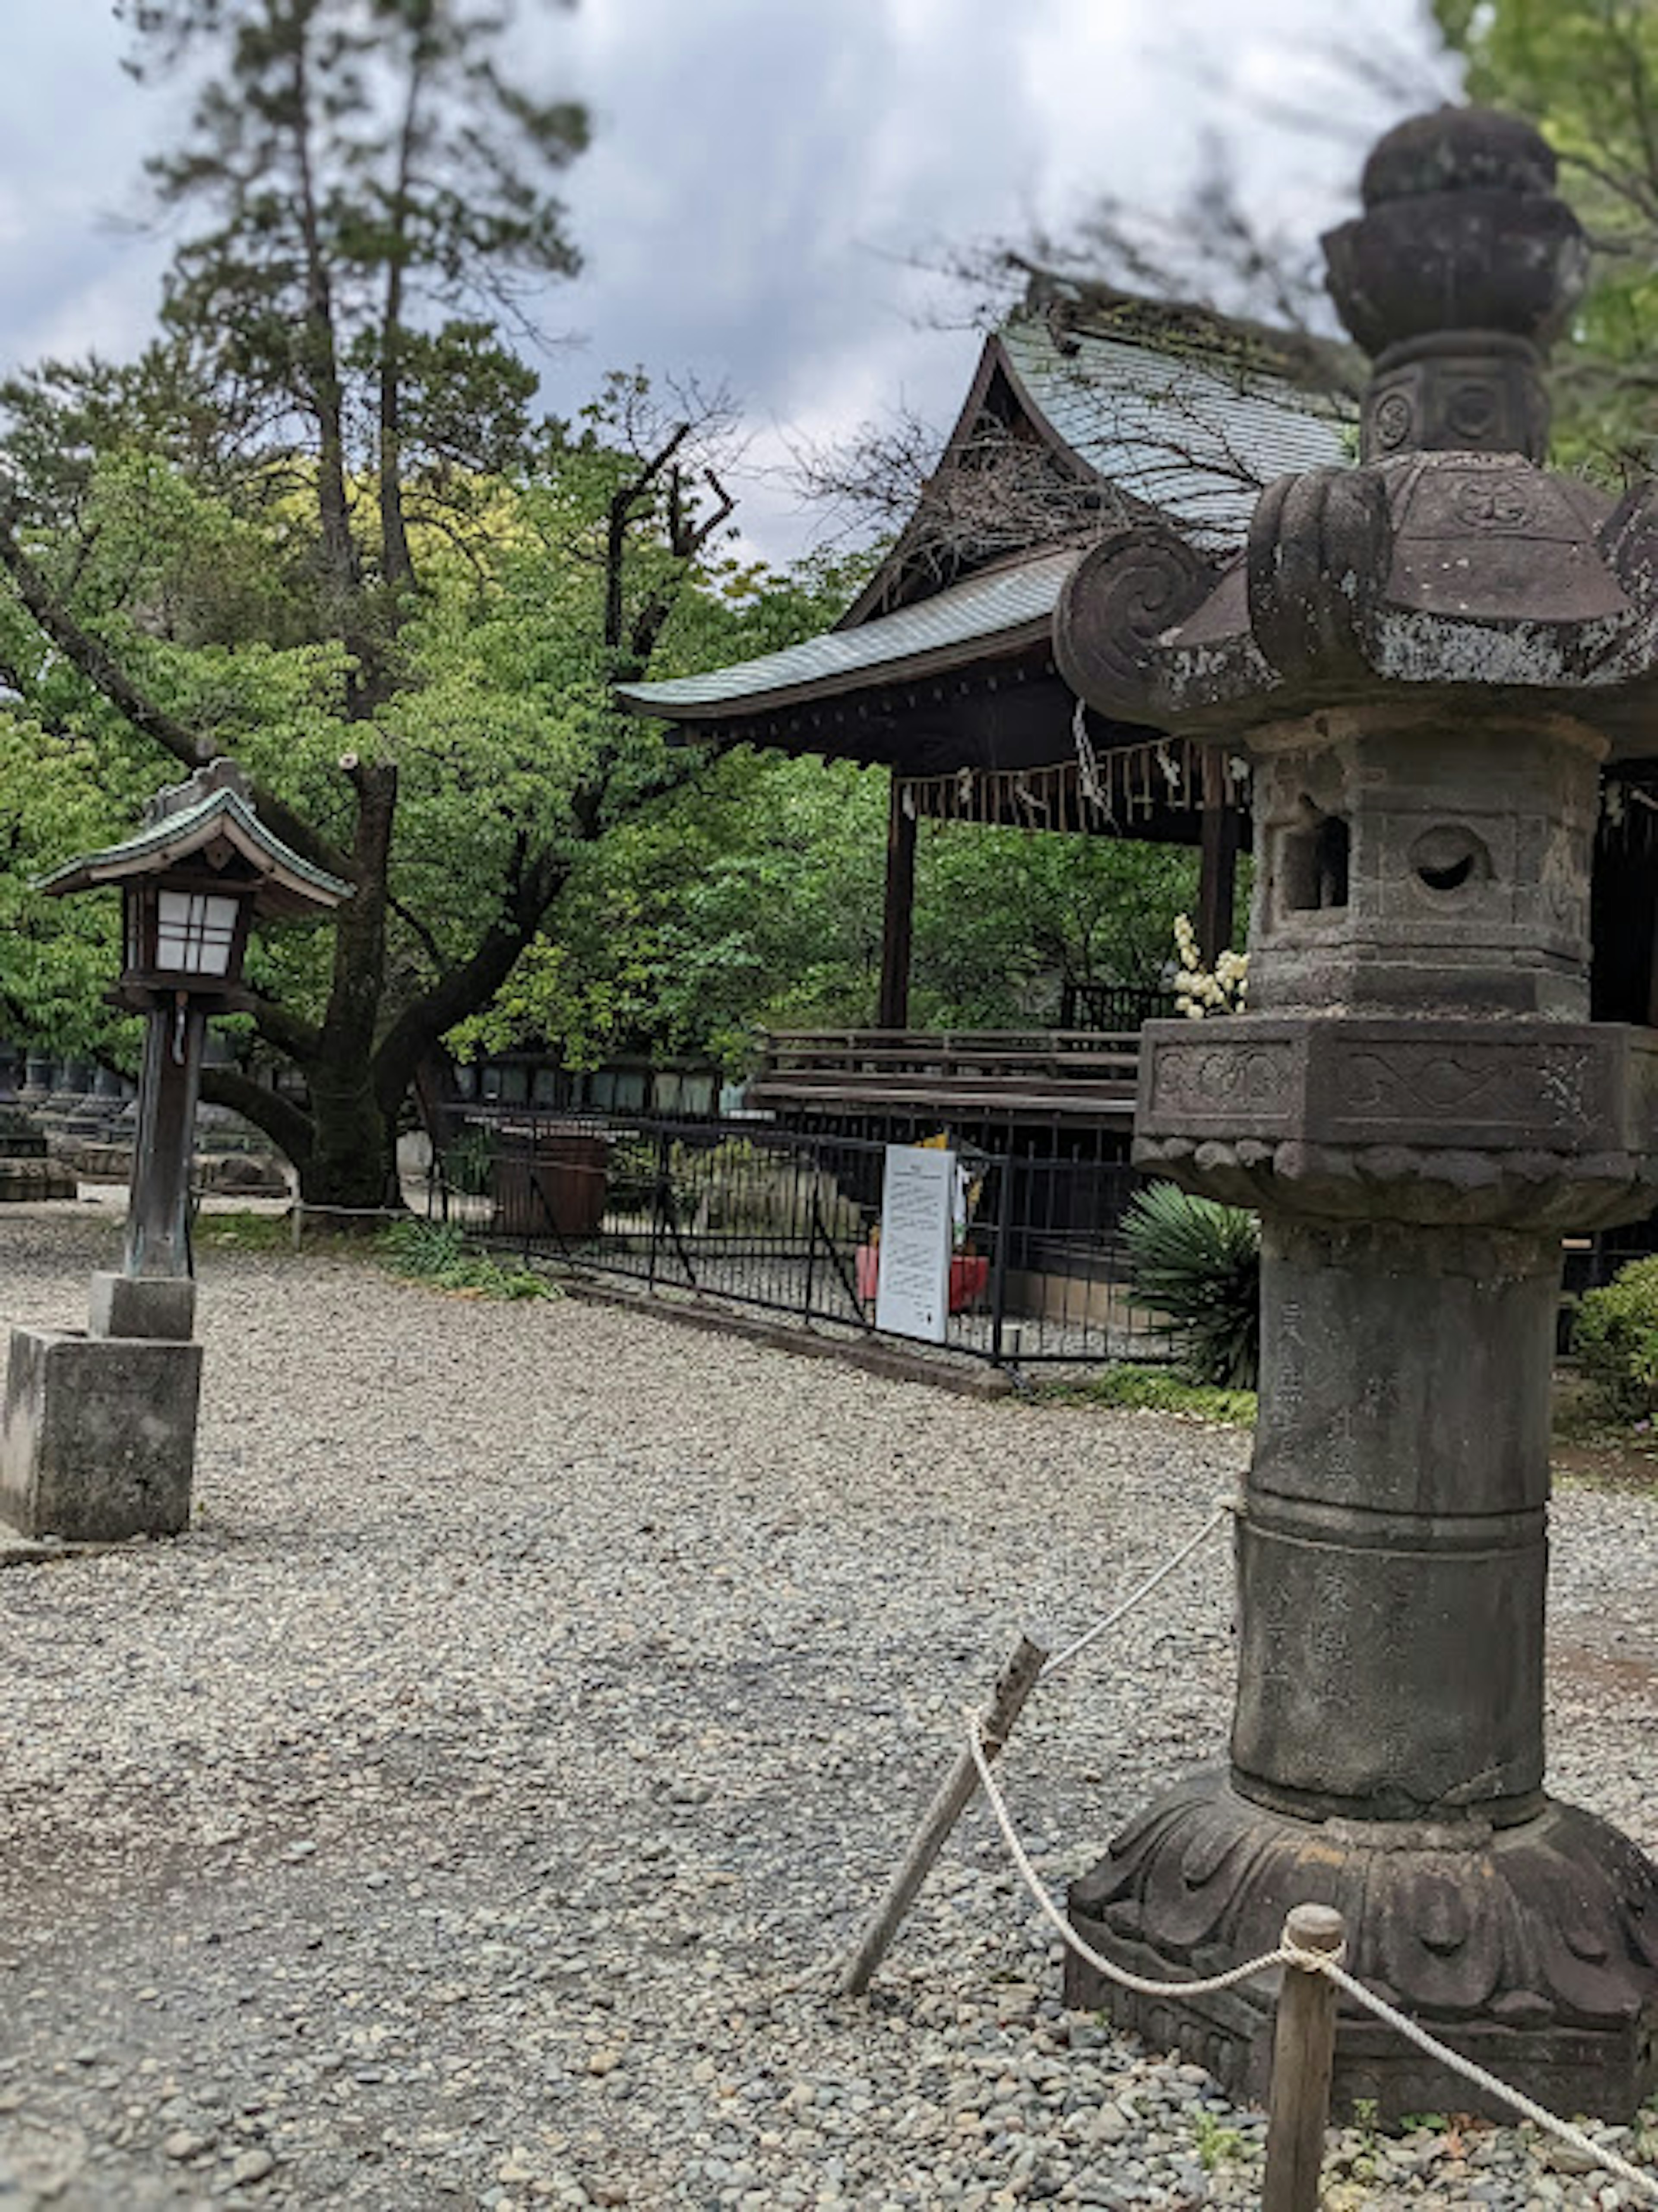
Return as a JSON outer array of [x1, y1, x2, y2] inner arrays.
[[0, 0, 1449, 561]]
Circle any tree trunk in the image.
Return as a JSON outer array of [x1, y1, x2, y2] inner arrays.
[[300, 1055, 401, 1215], [289, 33, 360, 623]]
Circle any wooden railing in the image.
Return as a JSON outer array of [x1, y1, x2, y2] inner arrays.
[[749, 1028, 1143, 1119]]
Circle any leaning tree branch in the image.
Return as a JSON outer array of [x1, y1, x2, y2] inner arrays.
[[370, 845, 573, 1115], [386, 889, 450, 981], [197, 1064, 315, 1171], [0, 502, 354, 883], [247, 989, 324, 1068], [604, 421, 692, 649]]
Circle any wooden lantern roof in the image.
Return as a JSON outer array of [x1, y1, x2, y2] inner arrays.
[[37, 759, 352, 918]]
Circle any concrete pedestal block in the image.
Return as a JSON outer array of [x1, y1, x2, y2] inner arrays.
[[88, 1271, 197, 1342], [0, 1326, 201, 1540]]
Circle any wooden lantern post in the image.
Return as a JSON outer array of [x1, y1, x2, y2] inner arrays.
[[34, 758, 350, 1342]]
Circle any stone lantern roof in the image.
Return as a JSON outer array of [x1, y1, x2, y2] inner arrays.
[[35, 759, 351, 919], [1053, 108, 1658, 748]]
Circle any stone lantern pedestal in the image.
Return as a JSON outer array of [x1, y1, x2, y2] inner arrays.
[[1053, 110, 1658, 2117], [0, 762, 348, 1545], [0, 1329, 203, 1542]]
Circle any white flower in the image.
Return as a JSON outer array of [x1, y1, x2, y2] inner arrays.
[[1169, 918, 1248, 1014]]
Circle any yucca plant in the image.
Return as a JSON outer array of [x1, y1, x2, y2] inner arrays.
[[1122, 1181, 1261, 1388]]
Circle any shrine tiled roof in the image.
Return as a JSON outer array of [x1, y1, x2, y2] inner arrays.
[[617, 547, 1079, 720], [618, 293, 1353, 725], [997, 310, 1351, 551]]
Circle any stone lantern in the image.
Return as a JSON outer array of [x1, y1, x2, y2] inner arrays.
[[1054, 109, 1658, 2118], [0, 760, 349, 1541]]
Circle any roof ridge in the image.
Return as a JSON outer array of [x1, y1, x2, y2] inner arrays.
[[1014, 268, 1363, 401]]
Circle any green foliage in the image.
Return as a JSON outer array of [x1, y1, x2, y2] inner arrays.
[[449, 746, 888, 1072], [119, 0, 587, 564], [442, 1126, 496, 1197], [193, 1209, 297, 1253], [1433, 0, 1658, 475], [1035, 1366, 1257, 1425], [0, 716, 136, 1053], [1572, 1254, 1658, 1422], [1122, 1181, 1261, 1389], [0, 2, 817, 1213], [1190, 2109, 1248, 2172], [911, 831, 1201, 1030], [376, 1217, 558, 1301], [452, 766, 1211, 1075]]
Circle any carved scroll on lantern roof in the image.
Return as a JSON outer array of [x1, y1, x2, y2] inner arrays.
[[1052, 107, 1658, 753]]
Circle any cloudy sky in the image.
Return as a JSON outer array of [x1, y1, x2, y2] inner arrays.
[[0, 0, 1455, 563]]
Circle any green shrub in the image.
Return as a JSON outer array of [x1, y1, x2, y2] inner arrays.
[[1573, 1254, 1658, 1422], [1035, 1366, 1256, 1425], [1122, 1181, 1261, 1389], [377, 1217, 558, 1301]]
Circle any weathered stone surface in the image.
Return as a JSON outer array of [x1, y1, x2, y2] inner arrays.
[[0, 1107, 77, 1200], [1328, 107, 1587, 459], [0, 1326, 200, 1541], [1050, 523, 1217, 725], [1068, 1769, 1658, 2123], [1140, 1017, 1656, 1151], [0, 1158, 79, 1203], [1060, 100, 1658, 2123], [87, 1271, 197, 1343], [1240, 703, 1604, 1019], [1135, 1016, 1658, 1226]]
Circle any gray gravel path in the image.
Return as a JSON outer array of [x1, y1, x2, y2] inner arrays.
[[0, 1208, 1654, 2209]]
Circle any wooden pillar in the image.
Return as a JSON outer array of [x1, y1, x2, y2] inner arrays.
[[1262, 1904, 1346, 2212], [878, 773, 917, 1030], [1197, 774, 1241, 967], [123, 995, 207, 1280], [1589, 798, 1658, 1024]]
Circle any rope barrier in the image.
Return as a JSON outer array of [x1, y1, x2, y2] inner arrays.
[[967, 1714, 1300, 2003], [966, 1715, 1658, 2204], [849, 1496, 1657, 2199], [290, 1202, 409, 1218], [1042, 1499, 1233, 1676]]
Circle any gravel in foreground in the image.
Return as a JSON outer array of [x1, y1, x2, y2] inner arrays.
[[0, 1209, 1655, 2210]]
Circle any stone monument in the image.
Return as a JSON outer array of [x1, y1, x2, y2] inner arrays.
[[0, 1107, 77, 1203], [1053, 108, 1658, 2118]]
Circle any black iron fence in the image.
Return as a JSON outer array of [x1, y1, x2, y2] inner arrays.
[[425, 1108, 1171, 1368], [1057, 981, 1177, 1031]]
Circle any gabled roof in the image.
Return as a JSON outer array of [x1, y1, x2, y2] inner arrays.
[[617, 283, 1355, 730], [618, 547, 1077, 722], [38, 763, 352, 919], [997, 291, 1355, 551]]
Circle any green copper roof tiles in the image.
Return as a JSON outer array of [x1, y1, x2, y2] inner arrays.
[[617, 546, 1080, 718], [998, 316, 1351, 549]]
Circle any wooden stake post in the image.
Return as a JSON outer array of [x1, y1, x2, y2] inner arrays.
[[1262, 1903, 1346, 2212], [840, 1632, 1048, 1997]]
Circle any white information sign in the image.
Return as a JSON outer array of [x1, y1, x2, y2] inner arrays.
[[874, 1144, 956, 1344]]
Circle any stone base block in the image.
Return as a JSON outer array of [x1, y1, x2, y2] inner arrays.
[[0, 1158, 79, 1203], [0, 1326, 201, 1541], [1066, 1767, 1658, 2122], [88, 1272, 196, 1343]]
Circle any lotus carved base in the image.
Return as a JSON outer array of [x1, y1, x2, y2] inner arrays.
[[1066, 1767, 1658, 2120]]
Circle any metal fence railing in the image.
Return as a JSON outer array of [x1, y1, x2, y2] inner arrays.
[[425, 1108, 1171, 1369]]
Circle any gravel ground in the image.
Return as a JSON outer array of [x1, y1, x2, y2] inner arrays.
[[0, 1206, 1655, 2212]]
